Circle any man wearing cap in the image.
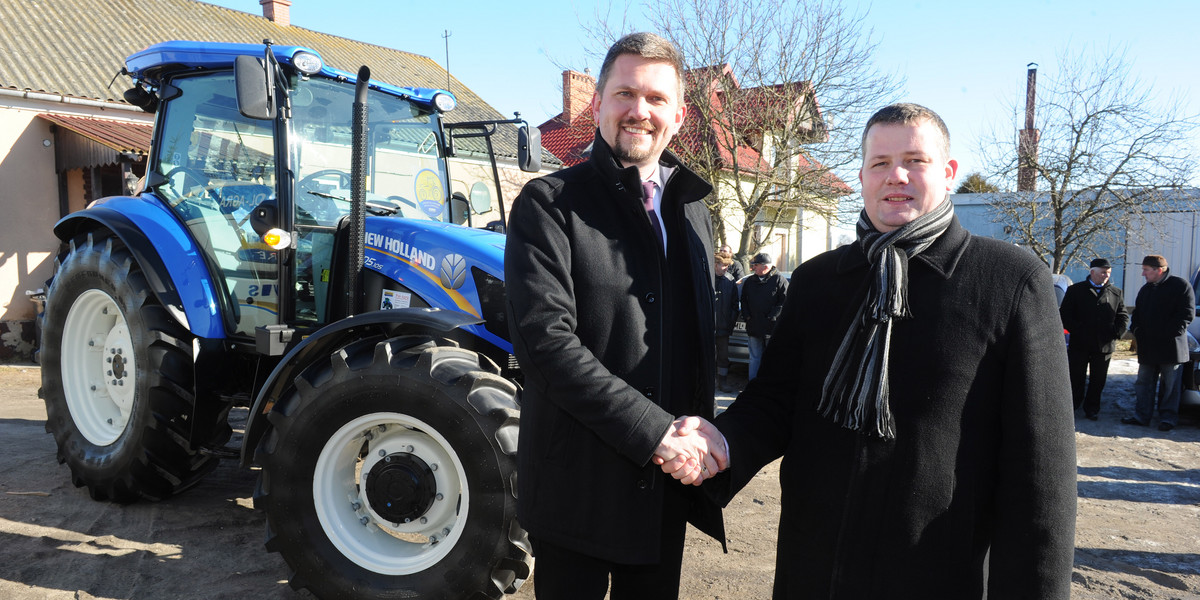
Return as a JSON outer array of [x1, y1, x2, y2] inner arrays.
[[1123, 254, 1194, 431], [1060, 258, 1128, 420], [739, 252, 788, 379]]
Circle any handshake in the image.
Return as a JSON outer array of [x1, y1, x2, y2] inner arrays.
[[653, 416, 728, 485]]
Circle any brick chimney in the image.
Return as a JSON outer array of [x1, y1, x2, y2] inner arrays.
[[260, 0, 292, 27], [562, 69, 595, 124], [1017, 63, 1040, 192]]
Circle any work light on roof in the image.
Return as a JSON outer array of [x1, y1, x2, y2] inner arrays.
[[433, 92, 457, 113], [292, 51, 322, 76]]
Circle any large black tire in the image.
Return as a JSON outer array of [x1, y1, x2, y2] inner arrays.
[[39, 232, 221, 502], [254, 335, 531, 600]]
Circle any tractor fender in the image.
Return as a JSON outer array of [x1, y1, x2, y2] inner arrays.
[[240, 307, 484, 467], [53, 195, 227, 339]]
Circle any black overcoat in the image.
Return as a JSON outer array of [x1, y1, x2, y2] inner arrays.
[[1060, 279, 1128, 354], [715, 272, 739, 336], [740, 267, 788, 337], [505, 131, 724, 563], [712, 218, 1077, 599], [1131, 270, 1195, 364]]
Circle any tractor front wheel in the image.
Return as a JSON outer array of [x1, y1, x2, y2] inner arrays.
[[254, 335, 531, 599]]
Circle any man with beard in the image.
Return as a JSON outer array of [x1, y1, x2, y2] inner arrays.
[[505, 32, 726, 599]]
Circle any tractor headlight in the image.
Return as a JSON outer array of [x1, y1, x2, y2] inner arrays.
[[292, 51, 323, 76], [433, 92, 457, 113]]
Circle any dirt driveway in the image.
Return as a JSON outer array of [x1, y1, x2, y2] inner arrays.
[[1, 355, 1198, 599]]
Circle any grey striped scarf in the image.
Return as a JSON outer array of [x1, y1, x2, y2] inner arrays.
[[817, 199, 955, 439]]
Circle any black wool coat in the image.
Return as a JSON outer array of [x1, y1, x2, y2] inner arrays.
[[712, 217, 1077, 599], [1060, 280, 1128, 354], [740, 267, 788, 337], [1131, 270, 1195, 364], [504, 131, 724, 564], [715, 272, 740, 336]]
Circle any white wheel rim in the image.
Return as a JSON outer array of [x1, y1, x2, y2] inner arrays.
[[313, 411, 469, 575], [60, 289, 136, 446]]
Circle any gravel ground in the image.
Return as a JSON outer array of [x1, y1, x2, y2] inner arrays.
[[1, 350, 1197, 599]]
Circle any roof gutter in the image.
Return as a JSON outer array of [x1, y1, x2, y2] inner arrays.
[[0, 88, 141, 112]]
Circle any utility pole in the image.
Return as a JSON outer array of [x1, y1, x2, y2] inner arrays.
[[442, 30, 452, 91]]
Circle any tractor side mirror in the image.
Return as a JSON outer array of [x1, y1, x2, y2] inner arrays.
[[250, 200, 279, 237], [518, 125, 541, 173], [235, 55, 276, 120]]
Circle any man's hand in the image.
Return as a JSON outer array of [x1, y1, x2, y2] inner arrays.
[[653, 416, 728, 485]]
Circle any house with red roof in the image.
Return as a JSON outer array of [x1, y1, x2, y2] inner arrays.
[[540, 64, 853, 272]]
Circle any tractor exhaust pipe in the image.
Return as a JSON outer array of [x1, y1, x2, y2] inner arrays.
[[347, 66, 370, 316]]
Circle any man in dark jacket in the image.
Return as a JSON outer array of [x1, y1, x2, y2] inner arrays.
[[720, 244, 746, 281], [504, 32, 725, 599], [714, 251, 740, 392], [663, 103, 1076, 598], [740, 252, 788, 379], [1123, 254, 1195, 431], [1060, 257, 1128, 420]]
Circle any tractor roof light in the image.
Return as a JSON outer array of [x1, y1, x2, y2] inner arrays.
[[262, 228, 292, 250], [291, 51, 323, 76], [432, 92, 456, 113]]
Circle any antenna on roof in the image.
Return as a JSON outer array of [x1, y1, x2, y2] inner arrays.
[[442, 30, 452, 91]]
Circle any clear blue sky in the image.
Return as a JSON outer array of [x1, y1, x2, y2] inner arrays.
[[206, 0, 1199, 186]]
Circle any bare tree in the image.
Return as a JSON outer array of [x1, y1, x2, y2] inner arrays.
[[977, 46, 1198, 273], [573, 0, 900, 263]]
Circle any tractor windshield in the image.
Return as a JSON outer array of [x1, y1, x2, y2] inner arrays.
[[287, 76, 450, 325], [289, 77, 449, 227]]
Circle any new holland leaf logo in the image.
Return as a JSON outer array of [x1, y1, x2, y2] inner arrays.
[[439, 253, 467, 290]]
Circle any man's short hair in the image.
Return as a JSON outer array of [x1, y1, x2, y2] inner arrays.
[[861, 103, 951, 160], [1142, 255, 1168, 269], [596, 32, 686, 100], [715, 251, 734, 266]]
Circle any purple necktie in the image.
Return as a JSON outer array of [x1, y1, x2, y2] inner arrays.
[[642, 180, 665, 250]]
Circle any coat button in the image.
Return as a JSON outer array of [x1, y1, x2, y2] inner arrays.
[[637, 480, 648, 489], [644, 292, 656, 304]]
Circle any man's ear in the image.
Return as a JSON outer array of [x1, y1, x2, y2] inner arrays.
[[944, 158, 959, 190]]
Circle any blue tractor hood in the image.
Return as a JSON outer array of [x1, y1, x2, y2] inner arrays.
[[362, 217, 505, 321]]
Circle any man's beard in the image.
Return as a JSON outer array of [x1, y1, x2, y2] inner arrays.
[[611, 120, 657, 166], [612, 137, 653, 166]]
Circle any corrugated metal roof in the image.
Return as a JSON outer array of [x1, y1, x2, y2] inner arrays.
[[0, 0, 557, 163], [38, 114, 153, 154]]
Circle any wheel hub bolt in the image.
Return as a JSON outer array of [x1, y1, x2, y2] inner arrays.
[[379, 449, 387, 457], [360, 516, 370, 526]]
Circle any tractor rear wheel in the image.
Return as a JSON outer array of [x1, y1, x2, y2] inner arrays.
[[39, 232, 220, 502], [254, 335, 531, 600]]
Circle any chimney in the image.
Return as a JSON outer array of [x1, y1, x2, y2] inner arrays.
[[561, 69, 595, 124], [1017, 63, 1040, 192], [260, 0, 292, 27]]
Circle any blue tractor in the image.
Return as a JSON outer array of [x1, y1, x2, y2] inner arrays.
[[37, 40, 538, 599]]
